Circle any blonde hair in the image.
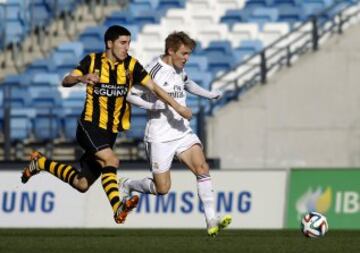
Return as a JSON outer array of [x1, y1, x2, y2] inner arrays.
[[164, 31, 196, 55]]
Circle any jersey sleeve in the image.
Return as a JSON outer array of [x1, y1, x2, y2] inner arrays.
[[72, 55, 91, 76], [133, 61, 150, 85]]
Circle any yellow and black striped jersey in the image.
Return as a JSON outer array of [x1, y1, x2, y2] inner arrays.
[[72, 52, 150, 133]]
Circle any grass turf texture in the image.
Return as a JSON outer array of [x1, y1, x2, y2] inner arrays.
[[0, 229, 359, 253]]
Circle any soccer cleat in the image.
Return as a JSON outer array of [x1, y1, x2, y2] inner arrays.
[[219, 215, 232, 230], [118, 177, 131, 199], [114, 195, 139, 224], [207, 215, 232, 237], [207, 218, 220, 237], [21, 151, 44, 184]]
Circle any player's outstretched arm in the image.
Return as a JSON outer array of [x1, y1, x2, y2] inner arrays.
[[127, 86, 166, 110], [143, 79, 192, 120], [185, 80, 223, 100]]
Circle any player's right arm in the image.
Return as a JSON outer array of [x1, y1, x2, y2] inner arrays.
[[62, 54, 99, 87]]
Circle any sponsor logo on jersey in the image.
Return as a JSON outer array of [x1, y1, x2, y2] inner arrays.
[[94, 84, 128, 97]]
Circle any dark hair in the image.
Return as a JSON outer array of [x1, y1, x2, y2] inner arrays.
[[104, 25, 131, 49], [164, 31, 196, 55]]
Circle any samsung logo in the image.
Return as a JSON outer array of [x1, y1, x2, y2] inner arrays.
[[1, 191, 55, 213], [136, 191, 251, 214]]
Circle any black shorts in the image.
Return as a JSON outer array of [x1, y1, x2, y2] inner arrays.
[[76, 119, 118, 154]]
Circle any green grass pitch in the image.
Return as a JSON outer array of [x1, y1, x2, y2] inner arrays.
[[0, 229, 359, 253]]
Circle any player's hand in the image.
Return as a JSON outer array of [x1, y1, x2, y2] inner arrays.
[[80, 73, 100, 85], [178, 106, 192, 120], [210, 89, 223, 100]]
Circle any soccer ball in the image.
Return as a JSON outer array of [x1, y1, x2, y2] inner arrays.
[[301, 212, 329, 238]]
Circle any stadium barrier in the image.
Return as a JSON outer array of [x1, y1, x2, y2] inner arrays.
[[0, 169, 286, 229], [1, 167, 358, 229]]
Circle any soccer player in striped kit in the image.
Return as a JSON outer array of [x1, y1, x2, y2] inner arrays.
[[122, 31, 232, 236]]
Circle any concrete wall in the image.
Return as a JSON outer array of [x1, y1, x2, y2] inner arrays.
[[207, 23, 360, 169]]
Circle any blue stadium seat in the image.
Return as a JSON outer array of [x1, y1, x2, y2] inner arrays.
[[233, 39, 263, 62], [4, 19, 26, 45], [29, 87, 62, 108], [62, 107, 81, 140], [82, 40, 104, 56], [203, 40, 234, 58], [188, 71, 213, 90], [186, 55, 209, 73], [277, 5, 305, 23], [220, 9, 246, 28], [125, 113, 147, 140], [272, 0, 302, 7], [31, 73, 61, 87], [10, 108, 35, 141], [0, 88, 3, 107], [132, 9, 161, 28], [244, 0, 272, 10], [79, 26, 107, 46], [33, 107, 61, 141], [26, 59, 56, 75], [54, 42, 84, 61], [29, 0, 53, 27], [247, 7, 279, 26], [157, 0, 185, 13], [104, 10, 134, 27]]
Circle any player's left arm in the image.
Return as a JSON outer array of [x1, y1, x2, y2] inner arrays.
[[185, 78, 223, 100], [126, 85, 165, 110]]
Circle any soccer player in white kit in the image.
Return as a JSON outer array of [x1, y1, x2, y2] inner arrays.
[[121, 31, 232, 236]]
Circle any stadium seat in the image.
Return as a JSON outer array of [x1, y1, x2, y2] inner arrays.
[[259, 22, 290, 46], [220, 9, 246, 28], [61, 108, 80, 140], [277, 5, 305, 23], [157, 0, 185, 13], [104, 10, 134, 27], [79, 26, 107, 46], [233, 39, 263, 62], [125, 113, 147, 140], [29, 0, 53, 27], [33, 107, 62, 141], [189, 71, 213, 89], [247, 7, 279, 26], [53, 42, 84, 62], [195, 24, 230, 47], [31, 73, 61, 87], [186, 55, 209, 73], [0, 88, 3, 107], [228, 23, 259, 47], [10, 108, 35, 141], [25, 59, 56, 75], [132, 9, 162, 28], [160, 8, 189, 31]]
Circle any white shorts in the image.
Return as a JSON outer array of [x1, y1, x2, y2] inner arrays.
[[145, 133, 202, 174]]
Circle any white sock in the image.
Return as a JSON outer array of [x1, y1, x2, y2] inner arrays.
[[197, 174, 216, 224], [126, 177, 157, 195]]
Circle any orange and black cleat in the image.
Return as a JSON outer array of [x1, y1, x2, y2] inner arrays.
[[114, 195, 139, 224], [21, 151, 44, 184]]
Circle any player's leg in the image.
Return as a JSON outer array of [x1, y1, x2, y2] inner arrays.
[[177, 133, 231, 236], [120, 141, 174, 196], [21, 151, 94, 193], [94, 147, 139, 224]]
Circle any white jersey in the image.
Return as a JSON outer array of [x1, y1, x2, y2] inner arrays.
[[143, 56, 192, 142]]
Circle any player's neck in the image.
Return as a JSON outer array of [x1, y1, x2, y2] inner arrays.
[[162, 55, 172, 67], [162, 55, 181, 72]]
